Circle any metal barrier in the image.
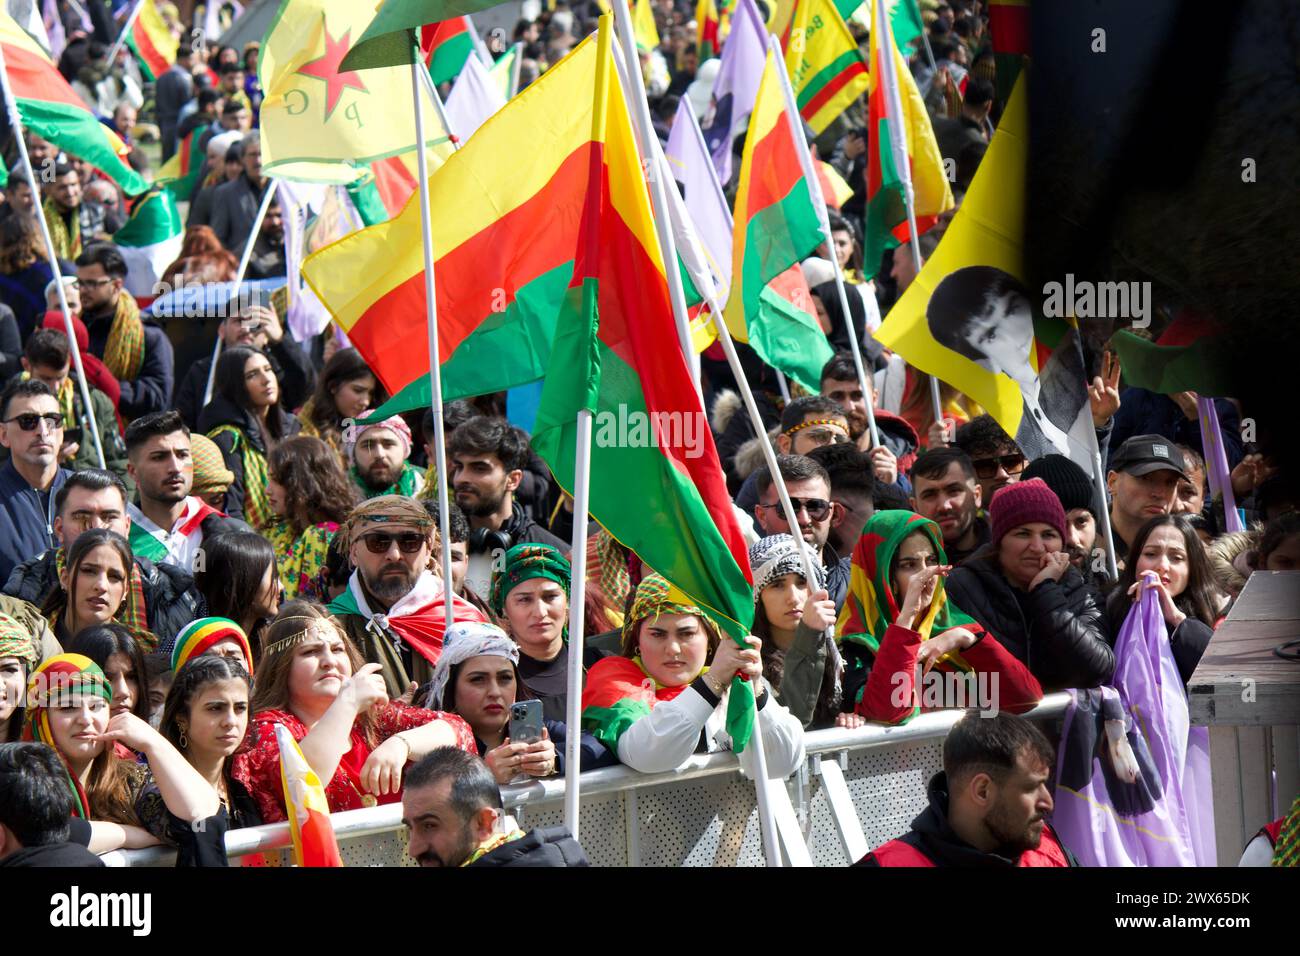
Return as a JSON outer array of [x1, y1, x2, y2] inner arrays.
[[102, 694, 1071, 867]]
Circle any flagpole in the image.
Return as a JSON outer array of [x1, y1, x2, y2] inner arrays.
[[466, 14, 493, 68], [775, 370, 791, 403], [202, 179, 279, 407], [609, 0, 703, 398], [410, 37, 455, 630], [418, 64, 460, 150], [105, 0, 146, 67], [0, 45, 106, 470], [509, 41, 522, 97], [769, 35, 881, 450], [563, 407, 592, 839], [1197, 395, 1244, 534], [913, 0, 938, 73]]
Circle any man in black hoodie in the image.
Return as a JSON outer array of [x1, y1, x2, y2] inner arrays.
[[402, 748, 588, 868], [0, 743, 103, 867]]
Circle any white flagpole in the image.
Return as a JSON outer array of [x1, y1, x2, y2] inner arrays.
[[768, 36, 881, 450], [417, 64, 460, 150], [202, 179, 278, 407], [0, 46, 106, 469], [608, 0, 702, 398], [409, 41, 455, 631], [563, 409, 593, 838], [466, 14, 494, 67], [509, 41, 523, 98], [105, 0, 146, 67]]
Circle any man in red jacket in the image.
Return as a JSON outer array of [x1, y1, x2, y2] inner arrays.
[[858, 712, 1076, 867]]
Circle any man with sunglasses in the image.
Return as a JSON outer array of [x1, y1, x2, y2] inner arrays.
[[0, 380, 70, 584], [753, 455, 850, 611], [954, 414, 1027, 507]]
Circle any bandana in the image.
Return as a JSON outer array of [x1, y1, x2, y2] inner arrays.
[[0, 613, 38, 668], [489, 543, 571, 618], [171, 617, 253, 676], [22, 654, 112, 819], [343, 494, 435, 546], [426, 621, 519, 710], [748, 534, 826, 602], [190, 433, 235, 496]]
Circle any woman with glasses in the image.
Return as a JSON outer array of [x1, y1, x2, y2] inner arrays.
[[199, 344, 300, 530], [265, 436, 357, 602]]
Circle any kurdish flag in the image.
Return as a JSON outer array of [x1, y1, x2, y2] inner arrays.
[[1110, 313, 1234, 399], [116, 187, 184, 297], [422, 17, 475, 86], [125, 0, 177, 82], [156, 122, 208, 201], [722, 45, 833, 394], [275, 724, 343, 867], [633, 0, 660, 51], [0, 13, 146, 195], [833, 0, 925, 54], [988, 0, 1028, 104], [862, 0, 953, 278], [787, 0, 870, 135], [697, 0, 720, 60]]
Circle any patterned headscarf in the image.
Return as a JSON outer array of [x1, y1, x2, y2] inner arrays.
[[22, 654, 112, 819], [0, 613, 38, 669], [425, 621, 519, 711], [343, 494, 435, 546], [1274, 792, 1300, 867], [190, 433, 234, 496], [346, 415, 412, 463], [748, 534, 826, 603], [621, 574, 713, 647], [489, 543, 571, 618], [171, 617, 253, 676], [837, 510, 980, 661]]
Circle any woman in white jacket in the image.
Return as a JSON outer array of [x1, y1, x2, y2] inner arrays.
[[580, 575, 804, 779]]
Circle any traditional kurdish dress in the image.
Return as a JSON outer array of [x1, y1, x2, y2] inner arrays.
[[267, 519, 340, 602], [206, 423, 273, 529], [127, 497, 223, 572]]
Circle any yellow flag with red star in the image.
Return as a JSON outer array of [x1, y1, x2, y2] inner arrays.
[[259, 0, 453, 184]]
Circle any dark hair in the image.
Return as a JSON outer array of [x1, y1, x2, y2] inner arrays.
[[755, 454, 830, 499], [943, 711, 1055, 786], [23, 328, 71, 370], [219, 61, 243, 75], [1106, 514, 1220, 634], [194, 531, 278, 652], [124, 410, 189, 455], [954, 414, 1019, 460], [75, 241, 128, 279], [53, 160, 77, 181], [751, 597, 842, 726], [1255, 513, 1300, 569], [448, 415, 528, 472], [963, 76, 995, 108], [910, 447, 976, 484], [926, 267, 1030, 363], [422, 499, 471, 544], [54, 468, 128, 516], [214, 345, 289, 441], [806, 443, 875, 502], [1175, 444, 1206, 484], [0, 377, 54, 420], [268, 436, 358, 535], [159, 655, 252, 756], [819, 351, 864, 388], [0, 211, 44, 273], [0, 742, 75, 846], [422, 399, 477, 443], [221, 100, 247, 119], [873, 482, 912, 512], [405, 747, 503, 819], [440, 656, 534, 715], [306, 348, 383, 438], [825, 212, 863, 272], [65, 622, 151, 720], [779, 395, 846, 434], [198, 88, 223, 110]]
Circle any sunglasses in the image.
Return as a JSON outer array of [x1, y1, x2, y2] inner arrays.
[[3, 412, 62, 432], [759, 497, 832, 522], [360, 531, 426, 555], [971, 453, 1027, 480]]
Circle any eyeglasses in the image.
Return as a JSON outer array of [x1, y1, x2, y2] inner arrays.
[[360, 531, 427, 555], [759, 497, 832, 522], [3, 412, 63, 432], [970, 452, 1027, 480], [76, 277, 115, 288]]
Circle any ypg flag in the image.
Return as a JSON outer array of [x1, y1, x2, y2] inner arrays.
[[258, 0, 453, 184], [787, 0, 870, 135]]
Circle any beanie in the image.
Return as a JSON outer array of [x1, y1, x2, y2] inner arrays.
[[1021, 454, 1094, 515], [989, 478, 1067, 545]]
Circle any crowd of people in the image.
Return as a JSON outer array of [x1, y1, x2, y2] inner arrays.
[[0, 0, 1295, 870]]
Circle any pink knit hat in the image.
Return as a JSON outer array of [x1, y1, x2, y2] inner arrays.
[[989, 478, 1067, 544]]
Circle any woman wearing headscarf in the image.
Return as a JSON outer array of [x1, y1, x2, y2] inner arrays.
[[581, 575, 805, 777], [0, 614, 38, 742], [838, 510, 1043, 724]]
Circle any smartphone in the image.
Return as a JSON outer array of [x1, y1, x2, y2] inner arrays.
[[64, 427, 83, 445], [508, 700, 544, 744]]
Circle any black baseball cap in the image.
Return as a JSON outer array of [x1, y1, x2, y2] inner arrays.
[[1109, 434, 1189, 480]]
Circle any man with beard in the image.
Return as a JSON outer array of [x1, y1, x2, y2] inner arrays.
[[909, 448, 989, 566], [448, 416, 566, 599], [1022, 454, 1107, 588], [349, 416, 425, 499], [858, 712, 1075, 867], [819, 352, 918, 488], [123, 411, 248, 572], [402, 747, 588, 868], [732, 396, 852, 519], [327, 496, 488, 697], [954, 414, 1026, 507]]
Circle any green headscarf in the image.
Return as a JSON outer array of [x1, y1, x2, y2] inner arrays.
[[489, 543, 572, 618]]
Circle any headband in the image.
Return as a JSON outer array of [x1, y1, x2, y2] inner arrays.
[[343, 494, 434, 545], [783, 418, 849, 438], [261, 616, 339, 658]]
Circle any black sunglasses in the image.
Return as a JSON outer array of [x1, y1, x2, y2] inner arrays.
[[360, 531, 426, 555], [971, 453, 1027, 480], [760, 497, 832, 522], [3, 412, 62, 432]]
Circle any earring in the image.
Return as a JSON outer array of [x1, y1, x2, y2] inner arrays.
[[178, 728, 189, 749]]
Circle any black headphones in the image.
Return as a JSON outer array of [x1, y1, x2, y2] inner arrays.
[[468, 526, 513, 556]]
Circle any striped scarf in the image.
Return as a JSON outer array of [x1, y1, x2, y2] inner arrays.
[[1274, 793, 1300, 867], [42, 196, 80, 259], [587, 528, 630, 624], [103, 291, 146, 382], [53, 548, 156, 650], [207, 425, 273, 530]]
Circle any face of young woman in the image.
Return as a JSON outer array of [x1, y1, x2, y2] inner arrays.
[[332, 374, 376, 422], [1134, 524, 1190, 597], [503, 578, 568, 662], [267, 476, 287, 517], [254, 560, 283, 620], [287, 625, 353, 709], [102, 651, 139, 719], [759, 573, 808, 633], [0, 657, 24, 726], [243, 353, 279, 409], [48, 695, 109, 766], [68, 544, 128, 630], [453, 656, 516, 739], [182, 678, 250, 762], [831, 229, 853, 268], [892, 531, 940, 604], [637, 613, 710, 688]]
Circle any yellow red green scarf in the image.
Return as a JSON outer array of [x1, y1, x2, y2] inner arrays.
[[42, 195, 80, 259], [207, 424, 273, 530], [103, 290, 146, 382]]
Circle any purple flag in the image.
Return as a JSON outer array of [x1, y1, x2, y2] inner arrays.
[[665, 96, 733, 303], [41, 0, 65, 60], [1196, 395, 1244, 533], [1052, 581, 1217, 866], [698, 0, 767, 186]]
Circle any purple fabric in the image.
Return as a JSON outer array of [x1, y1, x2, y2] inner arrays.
[[1196, 395, 1244, 533], [665, 96, 733, 299], [1052, 583, 1217, 865], [698, 0, 767, 186]]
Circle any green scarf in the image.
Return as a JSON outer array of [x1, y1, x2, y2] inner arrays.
[[350, 462, 422, 500], [207, 424, 273, 530]]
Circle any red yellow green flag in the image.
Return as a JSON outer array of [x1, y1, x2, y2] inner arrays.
[[126, 0, 177, 82], [697, 0, 721, 60], [275, 724, 343, 867], [422, 17, 476, 86]]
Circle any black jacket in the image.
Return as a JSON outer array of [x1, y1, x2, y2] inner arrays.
[[0, 841, 104, 867], [81, 301, 175, 419], [468, 826, 590, 867], [197, 395, 300, 525], [175, 337, 316, 431], [4, 548, 203, 649], [1104, 592, 1214, 686], [944, 545, 1114, 691]]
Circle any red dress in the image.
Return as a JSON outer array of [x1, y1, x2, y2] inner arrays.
[[232, 702, 477, 823]]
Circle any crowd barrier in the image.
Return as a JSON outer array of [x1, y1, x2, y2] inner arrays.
[[102, 694, 1071, 868]]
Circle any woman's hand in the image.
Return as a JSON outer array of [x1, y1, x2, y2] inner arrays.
[[97, 711, 162, 754], [800, 587, 836, 632], [710, 635, 763, 687], [916, 626, 978, 674], [1028, 552, 1071, 590], [484, 738, 531, 785], [338, 662, 389, 718], [1128, 570, 1186, 628], [835, 711, 866, 730], [927, 418, 953, 448], [897, 564, 948, 631], [359, 734, 411, 797], [517, 727, 557, 778]]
